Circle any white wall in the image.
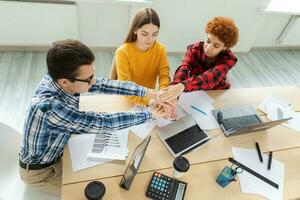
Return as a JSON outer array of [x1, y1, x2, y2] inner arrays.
[[77, 1, 149, 48], [0, 0, 299, 52], [77, 0, 268, 52], [253, 14, 300, 46], [154, 0, 270, 52], [77, 2, 130, 48], [0, 1, 79, 46], [282, 18, 300, 45]]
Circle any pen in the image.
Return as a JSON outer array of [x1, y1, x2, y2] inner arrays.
[[217, 110, 223, 124], [267, 151, 273, 170], [190, 105, 207, 116], [255, 142, 263, 163]]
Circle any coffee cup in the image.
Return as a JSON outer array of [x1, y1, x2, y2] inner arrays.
[[173, 156, 190, 178]]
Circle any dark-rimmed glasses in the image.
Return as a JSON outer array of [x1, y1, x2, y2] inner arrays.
[[69, 74, 94, 85]]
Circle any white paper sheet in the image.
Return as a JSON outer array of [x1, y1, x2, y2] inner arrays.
[[86, 128, 129, 161], [178, 91, 214, 114], [178, 91, 219, 130], [129, 120, 156, 139], [232, 147, 284, 200], [279, 108, 300, 132], [68, 134, 111, 172], [258, 95, 300, 132], [258, 95, 291, 114], [128, 105, 155, 139]]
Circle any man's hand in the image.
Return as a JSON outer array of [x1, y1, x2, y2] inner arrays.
[[146, 88, 157, 99], [150, 100, 177, 120], [158, 83, 185, 101]]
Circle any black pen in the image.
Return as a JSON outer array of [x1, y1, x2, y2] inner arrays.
[[217, 110, 223, 124], [217, 111, 226, 132], [255, 142, 263, 162], [267, 151, 273, 170]]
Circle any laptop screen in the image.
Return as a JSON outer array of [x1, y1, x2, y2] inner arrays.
[[119, 136, 151, 190]]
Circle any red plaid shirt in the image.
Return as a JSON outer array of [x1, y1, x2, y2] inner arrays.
[[172, 41, 237, 91]]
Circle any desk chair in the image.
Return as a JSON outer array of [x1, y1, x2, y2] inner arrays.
[[0, 122, 59, 200], [109, 56, 118, 80]]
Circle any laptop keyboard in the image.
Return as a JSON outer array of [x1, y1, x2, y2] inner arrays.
[[222, 115, 261, 130], [165, 124, 208, 154]]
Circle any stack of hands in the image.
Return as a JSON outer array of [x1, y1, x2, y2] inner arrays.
[[147, 83, 185, 120]]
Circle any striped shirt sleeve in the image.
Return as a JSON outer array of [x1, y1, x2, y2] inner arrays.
[[89, 77, 147, 97], [48, 101, 152, 134]]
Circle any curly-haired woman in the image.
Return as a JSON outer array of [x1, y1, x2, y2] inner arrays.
[[159, 16, 239, 100]]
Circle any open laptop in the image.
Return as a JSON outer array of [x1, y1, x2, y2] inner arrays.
[[212, 105, 292, 137], [156, 115, 210, 157]]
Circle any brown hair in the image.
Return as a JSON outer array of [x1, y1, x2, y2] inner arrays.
[[205, 16, 239, 48], [47, 39, 95, 81], [124, 8, 160, 43]]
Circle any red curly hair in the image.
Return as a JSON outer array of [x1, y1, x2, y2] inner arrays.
[[205, 16, 239, 48]]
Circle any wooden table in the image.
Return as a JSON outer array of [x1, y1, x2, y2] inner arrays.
[[62, 147, 300, 200], [62, 86, 300, 199], [206, 85, 300, 111]]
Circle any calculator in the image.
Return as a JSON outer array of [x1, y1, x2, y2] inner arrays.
[[146, 172, 187, 200]]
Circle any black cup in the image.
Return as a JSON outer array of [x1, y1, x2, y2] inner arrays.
[[84, 181, 106, 200], [173, 156, 190, 173]]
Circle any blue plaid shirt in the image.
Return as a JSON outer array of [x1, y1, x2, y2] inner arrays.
[[20, 74, 152, 164]]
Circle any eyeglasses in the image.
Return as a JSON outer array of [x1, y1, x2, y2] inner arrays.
[[69, 74, 94, 85]]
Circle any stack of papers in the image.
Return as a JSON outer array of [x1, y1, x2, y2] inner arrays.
[[259, 95, 300, 132], [232, 147, 284, 200], [68, 134, 110, 171], [68, 128, 129, 172], [278, 109, 300, 131], [258, 95, 292, 120], [178, 91, 219, 130], [86, 129, 129, 161]]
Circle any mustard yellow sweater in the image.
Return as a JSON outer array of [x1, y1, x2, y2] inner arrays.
[[115, 41, 170, 105]]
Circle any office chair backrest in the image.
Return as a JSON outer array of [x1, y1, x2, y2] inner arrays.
[[109, 56, 118, 80], [0, 122, 21, 171], [0, 122, 59, 200]]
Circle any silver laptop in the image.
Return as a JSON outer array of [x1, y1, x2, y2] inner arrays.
[[156, 115, 210, 157], [212, 105, 292, 137]]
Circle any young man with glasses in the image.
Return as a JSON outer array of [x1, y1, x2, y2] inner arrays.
[[19, 39, 169, 196]]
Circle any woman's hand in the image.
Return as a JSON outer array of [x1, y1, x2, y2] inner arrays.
[[157, 83, 185, 101]]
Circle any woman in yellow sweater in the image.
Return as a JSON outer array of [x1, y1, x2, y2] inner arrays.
[[115, 8, 170, 106]]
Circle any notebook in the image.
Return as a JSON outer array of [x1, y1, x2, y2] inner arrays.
[[212, 105, 292, 136], [156, 115, 210, 157]]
